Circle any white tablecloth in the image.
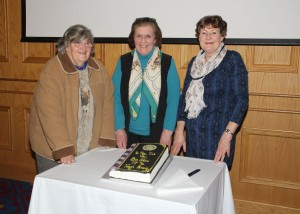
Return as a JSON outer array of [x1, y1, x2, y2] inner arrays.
[[28, 147, 235, 214]]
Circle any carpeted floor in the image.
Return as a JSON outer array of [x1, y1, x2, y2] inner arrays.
[[0, 178, 32, 214]]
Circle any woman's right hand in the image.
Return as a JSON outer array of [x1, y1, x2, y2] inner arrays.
[[59, 155, 76, 164], [115, 129, 127, 149], [171, 129, 186, 156]]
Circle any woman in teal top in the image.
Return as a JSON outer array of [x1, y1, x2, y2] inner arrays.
[[112, 17, 180, 149]]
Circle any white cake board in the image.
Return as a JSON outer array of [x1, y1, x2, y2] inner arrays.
[[101, 155, 173, 187]]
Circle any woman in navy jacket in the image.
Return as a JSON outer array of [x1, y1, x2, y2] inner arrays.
[[172, 15, 248, 169]]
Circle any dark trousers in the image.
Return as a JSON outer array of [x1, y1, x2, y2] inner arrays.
[[127, 132, 152, 149], [35, 153, 59, 174]]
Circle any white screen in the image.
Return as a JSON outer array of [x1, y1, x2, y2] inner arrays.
[[22, 0, 300, 44]]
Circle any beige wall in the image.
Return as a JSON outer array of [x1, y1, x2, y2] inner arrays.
[[0, 0, 299, 213]]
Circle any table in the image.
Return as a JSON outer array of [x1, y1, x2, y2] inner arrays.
[[28, 147, 235, 214]]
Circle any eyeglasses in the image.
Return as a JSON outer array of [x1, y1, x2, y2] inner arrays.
[[199, 30, 221, 38], [72, 41, 93, 48]]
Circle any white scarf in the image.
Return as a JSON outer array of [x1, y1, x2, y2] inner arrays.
[[77, 68, 94, 156], [129, 47, 161, 122], [185, 43, 227, 119]]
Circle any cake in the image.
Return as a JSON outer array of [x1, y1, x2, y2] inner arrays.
[[109, 143, 169, 183]]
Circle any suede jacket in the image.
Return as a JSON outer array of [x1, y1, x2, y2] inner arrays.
[[29, 53, 115, 161]]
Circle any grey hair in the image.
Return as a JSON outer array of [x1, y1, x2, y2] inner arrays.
[[55, 24, 94, 54]]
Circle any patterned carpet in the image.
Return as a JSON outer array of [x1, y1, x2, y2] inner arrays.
[[0, 178, 32, 214]]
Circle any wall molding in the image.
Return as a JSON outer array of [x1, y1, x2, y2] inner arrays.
[[0, 0, 9, 62], [247, 46, 299, 73], [0, 106, 12, 150], [240, 128, 300, 190]]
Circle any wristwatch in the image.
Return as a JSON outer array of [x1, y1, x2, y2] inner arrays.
[[225, 128, 234, 136]]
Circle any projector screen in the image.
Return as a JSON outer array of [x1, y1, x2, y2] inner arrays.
[[21, 0, 300, 45]]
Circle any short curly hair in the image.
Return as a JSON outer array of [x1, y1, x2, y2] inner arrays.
[[195, 15, 227, 38]]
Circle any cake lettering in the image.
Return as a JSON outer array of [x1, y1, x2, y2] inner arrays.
[[109, 143, 169, 183]]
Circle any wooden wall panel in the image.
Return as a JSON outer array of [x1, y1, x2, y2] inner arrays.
[[102, 43, 127, 76], [240, 128, 300, 188], [0, 0, 299, 213], [0, 0, 9, 62], [247, 46, 299, 73], [22, 43, 55, 63], [0, 91, 36, 181], [24, 108, 31, 153], [165, 44, 199, 89], [93, 43, 105, 64], [250, 94, 299, 113], [0, 106, 11, 150]]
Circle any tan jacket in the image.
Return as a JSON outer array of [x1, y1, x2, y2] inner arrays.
[[29, 53, 115, 161]]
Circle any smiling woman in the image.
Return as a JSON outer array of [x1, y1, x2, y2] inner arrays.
[[112, 17, 180, 150], [172, 15, 249, 170], [22, 0, 300, 45], [67, 39, 92, 67], [133, 26, 157, 55], [29, 24, 115, 174]]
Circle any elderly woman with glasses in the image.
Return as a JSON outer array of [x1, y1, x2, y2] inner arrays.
[[172, 15, 248, 170], [29, 24, 115, 173], [113, 17, 180, 149]]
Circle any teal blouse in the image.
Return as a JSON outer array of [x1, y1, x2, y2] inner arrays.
[[112, 48, 180, 135]]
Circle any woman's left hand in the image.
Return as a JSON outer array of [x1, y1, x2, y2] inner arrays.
[[214, 132, 232, 163], [160, 130, 173, 148]]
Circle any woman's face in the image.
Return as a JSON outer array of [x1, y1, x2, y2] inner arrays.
[[66, 39, 92, 66], [134, 25, 156, 55], [198, 26, 224, 58]]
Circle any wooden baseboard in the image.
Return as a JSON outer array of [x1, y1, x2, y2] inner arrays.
[[0, 164, 36, 182], [235, 199, 300, 214]]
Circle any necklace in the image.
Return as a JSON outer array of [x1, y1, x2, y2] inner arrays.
[[75, 61, 88, 71]]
